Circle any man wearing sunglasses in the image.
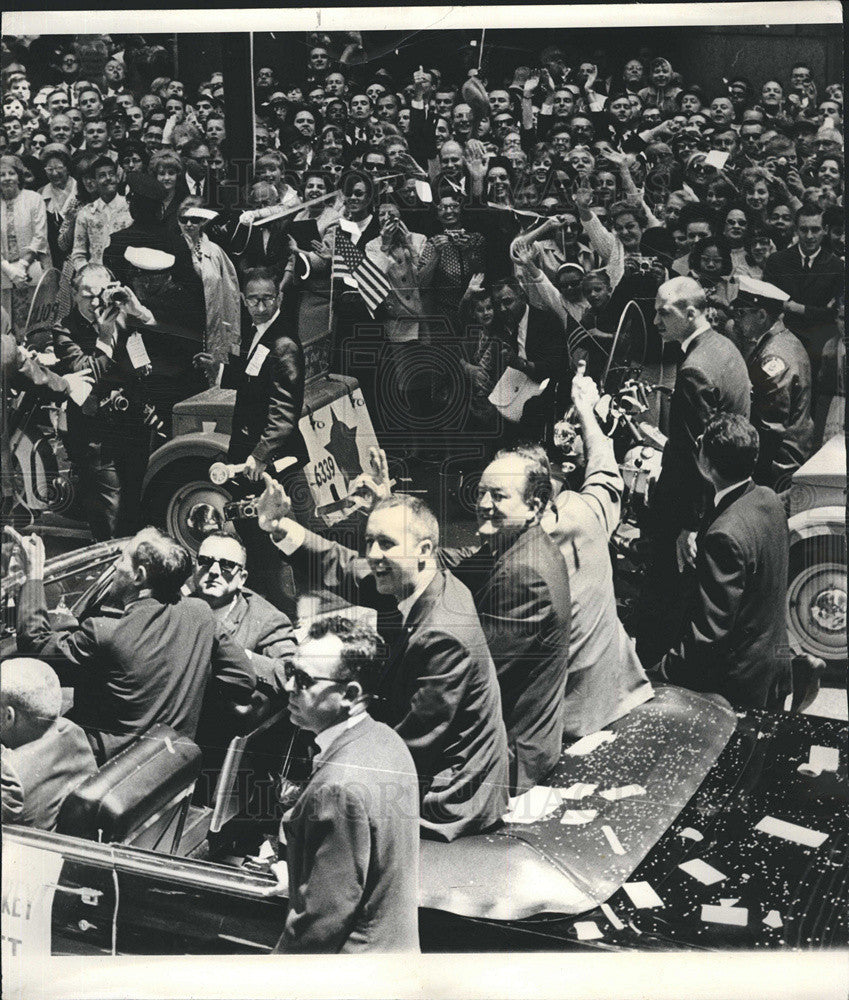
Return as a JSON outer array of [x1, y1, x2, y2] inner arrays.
[[192, 531, 295, 692], [272, 617, 420, 954]]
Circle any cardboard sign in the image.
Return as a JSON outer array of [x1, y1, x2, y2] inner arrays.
[[299, 386, 380, 525], [23, 267, 61, 340], [245, 343, 270, 378], [1, 839, 64, 985], [488, 368, 549, 424]]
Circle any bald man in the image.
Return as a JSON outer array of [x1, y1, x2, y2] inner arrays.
[[1, 658, 97, 830], [640, 276, 751, 664]]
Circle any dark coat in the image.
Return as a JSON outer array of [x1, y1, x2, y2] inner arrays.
[[653, 327, 751, 533], [277, 715, 420, 953], [1, 718, 98, 831], [747, 320, 814, 490], [223, 308, 308, 467], [212, 588, 296, 692], [660, 481, 791, 709], [286, 533, 510, 841], [762, 244, 843, 367], [439, 524, 571, 795], [16, 581, 256, 762]]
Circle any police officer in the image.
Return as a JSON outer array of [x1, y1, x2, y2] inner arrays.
[[52, 263, 157, 539], [731, 275, 814, 492]]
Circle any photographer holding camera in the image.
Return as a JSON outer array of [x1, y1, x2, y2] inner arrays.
[[52, 262, 157, 540]]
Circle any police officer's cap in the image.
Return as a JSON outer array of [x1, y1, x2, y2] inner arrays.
[[124, 246, 175, 271], [735, 275, 789, 309]]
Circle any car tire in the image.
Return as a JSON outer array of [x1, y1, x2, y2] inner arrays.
[[145, 458, 235, 553], [786, 530, 847, 681]]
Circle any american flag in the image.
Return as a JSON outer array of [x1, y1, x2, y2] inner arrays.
[[331, 229, 391, 315]]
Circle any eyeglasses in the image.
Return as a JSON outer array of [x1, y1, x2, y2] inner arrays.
[[196, 554, 245, 578], [244, 294, 277, 305], [179, 215, 203, 224], [284, 661, 345, 691]]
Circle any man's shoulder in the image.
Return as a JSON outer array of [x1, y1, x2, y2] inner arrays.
[[711, 485, 787, 537], [412, 571, 487, 641], [685, 329, 746, 373], [241, 588, 293, 627]]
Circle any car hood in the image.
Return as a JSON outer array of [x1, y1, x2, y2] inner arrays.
[[419, 687, 736, 920]]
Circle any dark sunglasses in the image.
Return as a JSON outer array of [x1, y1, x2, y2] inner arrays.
[[284, 661, 344, 691], [196, 554, 244, 578]]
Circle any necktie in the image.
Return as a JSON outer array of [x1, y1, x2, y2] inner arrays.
[[802, 255, 811, 272]]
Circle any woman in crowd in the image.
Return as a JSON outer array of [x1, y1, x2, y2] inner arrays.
[[1, 153, 50, 336], [687, 235, 737, 307], [177, 195, 240, 367], [731, 222, 774, 280], [39, 144, 76, 264], [417, 190, 486, 335], [148, 148, 186, 227]]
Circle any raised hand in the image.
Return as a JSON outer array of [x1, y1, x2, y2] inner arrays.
[[256, 473, 293, 536], [467, 272, 486, 295], [523, 70, 541, 97]]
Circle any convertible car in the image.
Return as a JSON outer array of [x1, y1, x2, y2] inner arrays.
[[1, 541, 847, 964]]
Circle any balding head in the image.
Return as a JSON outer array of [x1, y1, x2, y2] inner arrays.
[[654, 276, 708, 344], [1, 658, 62, 748]]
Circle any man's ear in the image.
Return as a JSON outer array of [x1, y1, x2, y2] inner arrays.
[[133, 562, 148, 588], [343, 679, 364, 705], [418, 537, 434, 564], [1, 704, 16, 730]]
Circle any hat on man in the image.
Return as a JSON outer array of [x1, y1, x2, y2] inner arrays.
[[125, 171, 167, 202], [735, 274, 789, 310]]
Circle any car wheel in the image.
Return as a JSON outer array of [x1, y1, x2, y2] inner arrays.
[[145, 458, 234, 553], [786, 531, 847, 678]]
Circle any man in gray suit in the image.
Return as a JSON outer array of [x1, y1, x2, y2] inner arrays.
[[1, 657, 97, 831], [273, 617, 420, 953]]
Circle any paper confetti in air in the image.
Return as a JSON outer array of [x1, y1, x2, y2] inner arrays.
[[623, 881, 664, 909], [561, 808, 598, 825], [678, 859, 727, 885], [679, 828, 704, 842], [719, 898, 740, 907], [602, 825, 625, 855], [600, 903, 624, 930], [763, 910, 783, 929], [560, 782, 599, 800], [565, 731, 616, 756], [503, 786, 563, 824], [574, 921, 604, 940], [600, 784, 646, 802], [701, 904, 748, 927], [754, 815, 828, 848]]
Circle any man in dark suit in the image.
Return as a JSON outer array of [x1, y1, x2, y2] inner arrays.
[[271, 617, 420, 953], [1, 658, 98, 831], [654, 413, 792, 709], [762, 205, 843, 380], [191, 530, 296, 692], [11, 526, 256, 763], [195, 266, 308, 609], [256, 485, 510, 841], [640, 276, 751, 665], [491, 276, 571, 443], [437, 448, 571, 795]]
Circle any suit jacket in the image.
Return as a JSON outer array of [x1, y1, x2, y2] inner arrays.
[[653, 328, 751, 533], [278, 715, 420, 953], [1, 718, 98, 831], [540, 431, 653, 739], [223, 308, 308, 467], [214, 588, 296, 692], [285, 533, 509, 841], [747, 320, 814, 490], [439, 525, 571, 795], [762, 245, 842, 362], [16, 582, 256, 761], [661, 482, 791, 709]]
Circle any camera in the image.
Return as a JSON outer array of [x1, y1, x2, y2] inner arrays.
[[223, 497, 261, 522]]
